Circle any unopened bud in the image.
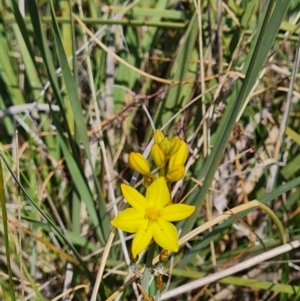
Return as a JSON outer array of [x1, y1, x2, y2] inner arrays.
[[151, 144, 166, 168], [168, 141, 188, 169], [166, 165, 185, 182], [128, 152, 150, 175], [169, 136, 181, 156], [154, 129, 165, 145]]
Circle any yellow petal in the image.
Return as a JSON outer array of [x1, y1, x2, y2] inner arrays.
[[159, 139, 172, 156], [128, 152, 150, 175], [168, 141, 188, 169], [152, 218, 179, 252], [169, 136, 181, 156], [151, 144, 166, 168], [160, 204, 195, 221], [111, 208, 145, 233], [131, 219, 152, 258], [146, 177, 170, 209], [154, 129, 165, 145], [121, 184, 147, 212], [166, 165, 185, 182]]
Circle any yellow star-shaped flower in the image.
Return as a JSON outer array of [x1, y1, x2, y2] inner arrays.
[[111, 177, 195, 258]]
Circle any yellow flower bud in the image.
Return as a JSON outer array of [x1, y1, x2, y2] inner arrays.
[[159, 249, 169, 263], [154, 129, 165, 145], [168, 141, 188, 169], [151, 144, 166, 168], [169, 136, 181, 156], [128, 152, 150, 175], [166, 165, 185, 182], [159, 139, 172, 156]]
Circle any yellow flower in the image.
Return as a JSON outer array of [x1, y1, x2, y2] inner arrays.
[[169, 136, 181, 156], [154, 129, 165, 145], [159, 139, 172, 156], [168, 141, 188, 169], [166, 165, 185, 182], [111, 177, 195, 258], [151, 144, 166, 168], [128, 152, 150, 175], [153, 130, 183, 157]]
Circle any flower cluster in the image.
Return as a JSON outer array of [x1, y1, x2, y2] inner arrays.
[[129, 129, 188, 187], [111, 130, 195, 259]]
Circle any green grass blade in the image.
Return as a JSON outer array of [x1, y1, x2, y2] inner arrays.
[[26, 0, 109, 243], [178, 174, 300, 268], [0, 159, 16, 301], [172, 269, 300, 295], [49, 2, 110, 241], [151, 12, 198, 133], [0, 22, 25, 106], [185, 0, 290, 220], [0, 152, 94, 281], [8, 0, 58, 159]]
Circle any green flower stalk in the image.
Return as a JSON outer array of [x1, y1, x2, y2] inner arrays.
[[111, 177, 195, 258]]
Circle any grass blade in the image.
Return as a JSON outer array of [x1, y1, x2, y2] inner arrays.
[[0, 159, 16, 301]]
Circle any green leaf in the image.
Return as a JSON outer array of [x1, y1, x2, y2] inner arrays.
[[0, 159, 16, 300]]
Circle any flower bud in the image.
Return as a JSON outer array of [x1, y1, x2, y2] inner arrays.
[[166, 165, 185, 182], [159, 139, 172, 156], [169, 136, 181, 156], [151, 144, 166, 168], [154, 129, 165, 145], [159, 249, 169, 263], [168, 141, 188, 169], [144, 175, 155, 188], [128, 152, 150, 175]]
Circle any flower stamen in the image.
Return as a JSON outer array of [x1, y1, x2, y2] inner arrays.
[[146, 207, 159, 221]]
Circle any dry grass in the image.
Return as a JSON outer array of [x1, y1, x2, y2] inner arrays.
[[0, 0, 300, 300]]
